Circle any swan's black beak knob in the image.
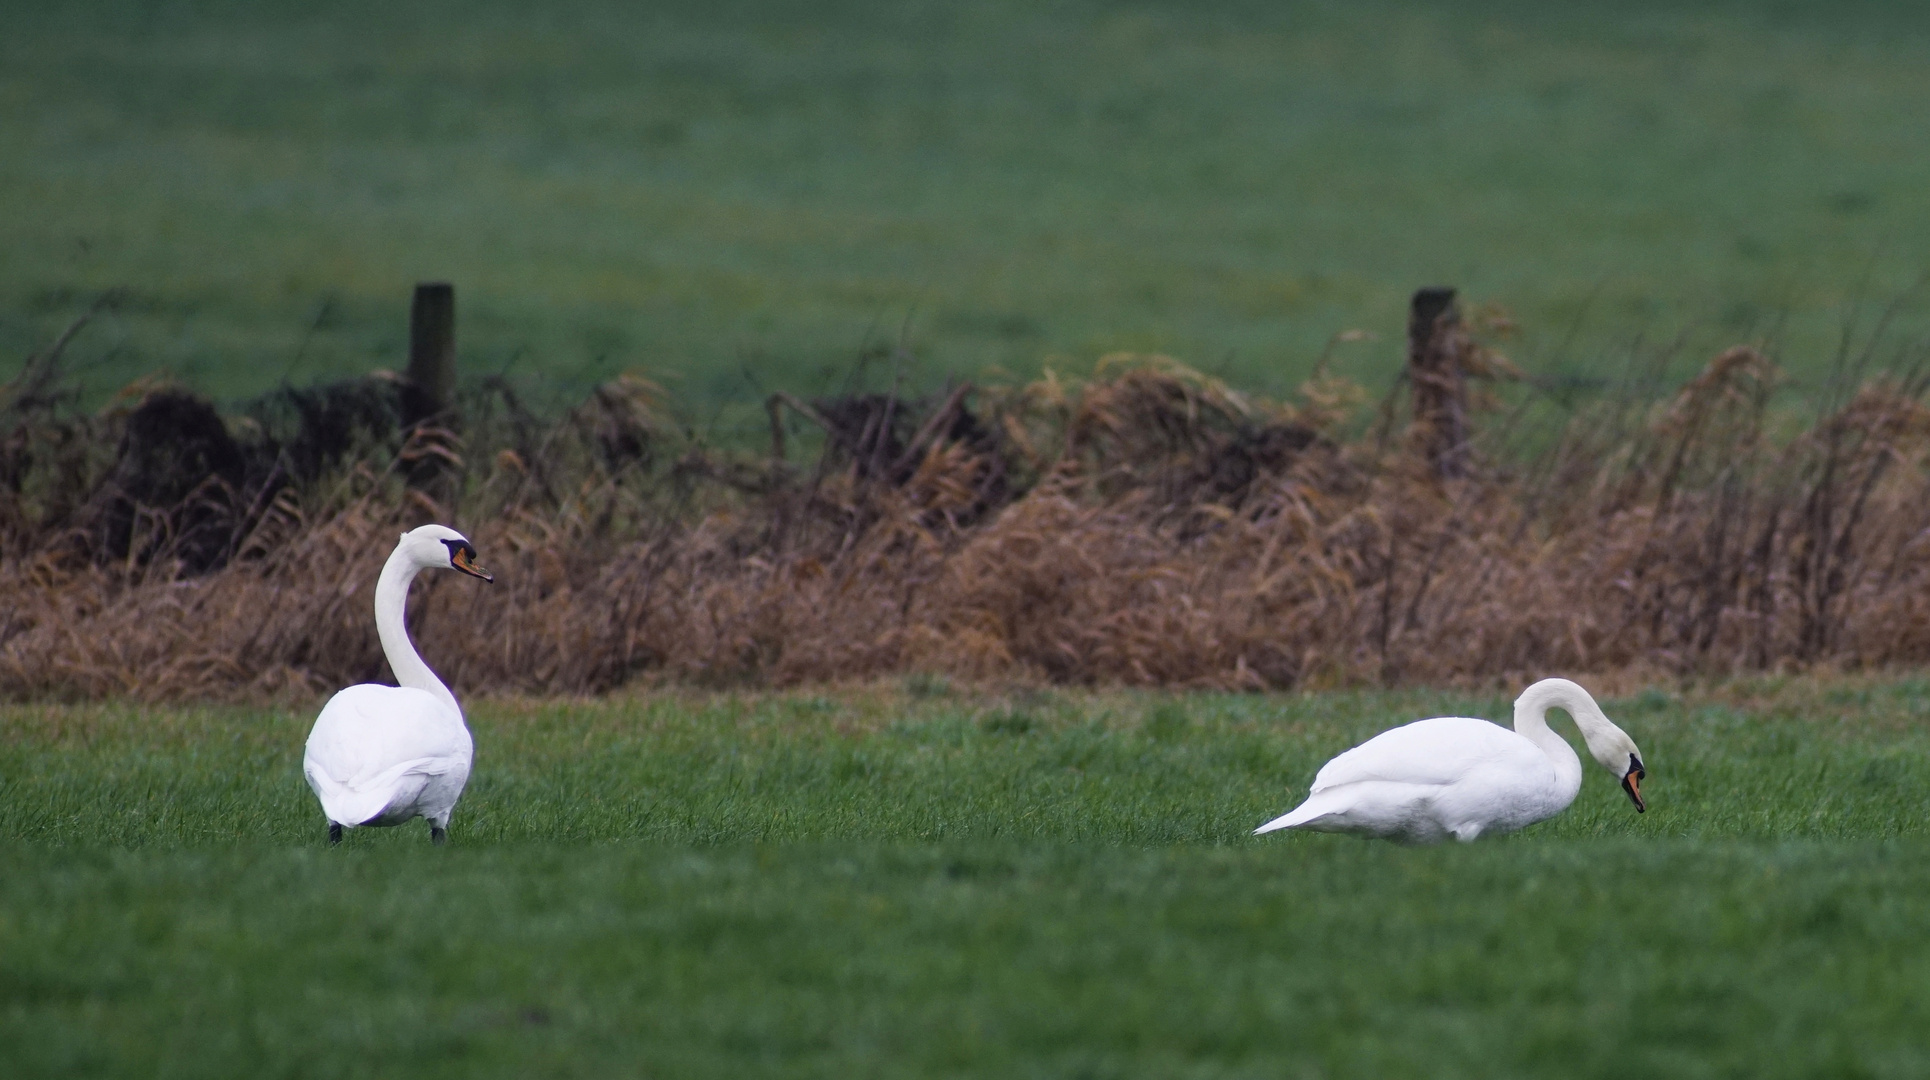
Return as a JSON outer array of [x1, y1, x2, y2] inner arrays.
[[1621, 754, 1646, 813]]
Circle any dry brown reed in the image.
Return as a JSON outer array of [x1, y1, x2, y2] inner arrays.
[[8, 332, 1930, 703]]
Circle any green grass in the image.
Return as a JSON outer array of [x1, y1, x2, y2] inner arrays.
[[5, 680, 1930, 1076], [6, 1, 1930, 423]]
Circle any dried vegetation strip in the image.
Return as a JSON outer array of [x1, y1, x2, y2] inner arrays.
[[6, 300, 1930, 701]]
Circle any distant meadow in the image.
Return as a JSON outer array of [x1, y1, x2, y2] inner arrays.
[[5, 0, 1930, 425]]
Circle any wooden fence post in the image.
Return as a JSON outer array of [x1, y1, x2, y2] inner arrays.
[[1407, 286, 1469, 479], [404, 282, 456, 429]]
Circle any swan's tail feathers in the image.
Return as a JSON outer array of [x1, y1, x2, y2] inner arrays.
[[304, 757, 438, 829], [1253, 813, 1294, 835], [1253, 798, 1327, 835]]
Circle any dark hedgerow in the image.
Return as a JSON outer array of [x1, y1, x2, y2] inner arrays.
[[6, 339, 1930, 701]]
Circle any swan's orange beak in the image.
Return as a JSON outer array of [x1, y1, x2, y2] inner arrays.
[[451, 545, 494, 583], [1621, 756, 1646, 813]]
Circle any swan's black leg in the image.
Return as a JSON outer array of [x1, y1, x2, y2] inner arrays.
[[328, 822, 343, 846], [430, 825, 447, 846]]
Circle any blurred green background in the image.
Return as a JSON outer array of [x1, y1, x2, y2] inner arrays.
[[4, 0, 1929, 426]]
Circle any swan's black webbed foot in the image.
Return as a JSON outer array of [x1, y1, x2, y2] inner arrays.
[[328, 822, 343, 846], [430, 825, 447, 846]]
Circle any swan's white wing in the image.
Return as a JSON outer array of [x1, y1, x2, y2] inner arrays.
[[303, 684, 473, 827], [1308, 716, 1542, 793], [1257, 716, 1564, 841]]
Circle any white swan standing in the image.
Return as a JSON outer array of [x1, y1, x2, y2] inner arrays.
[[1254, 678, 1646, 844], [303, 524, 493, 846]]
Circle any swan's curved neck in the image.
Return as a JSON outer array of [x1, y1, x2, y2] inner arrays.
[[1511, 682, 1588, 799], [374, 547, 459, 719]]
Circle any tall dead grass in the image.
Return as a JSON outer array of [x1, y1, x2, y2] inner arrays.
[[8, 325, 1930, 702]]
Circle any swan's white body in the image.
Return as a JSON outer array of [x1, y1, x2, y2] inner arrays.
[[1254, 678, 1646, 844], [302, 525, 490, 843], [304, 685, 473, 831]]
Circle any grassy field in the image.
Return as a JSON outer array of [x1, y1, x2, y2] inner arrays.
[[5, 680, 1930, 1076], [6, 0, 1930, 422]]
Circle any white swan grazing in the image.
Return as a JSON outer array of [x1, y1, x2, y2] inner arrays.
[[303, 524, 493, 846], [1253, 678, 1646, 844]]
